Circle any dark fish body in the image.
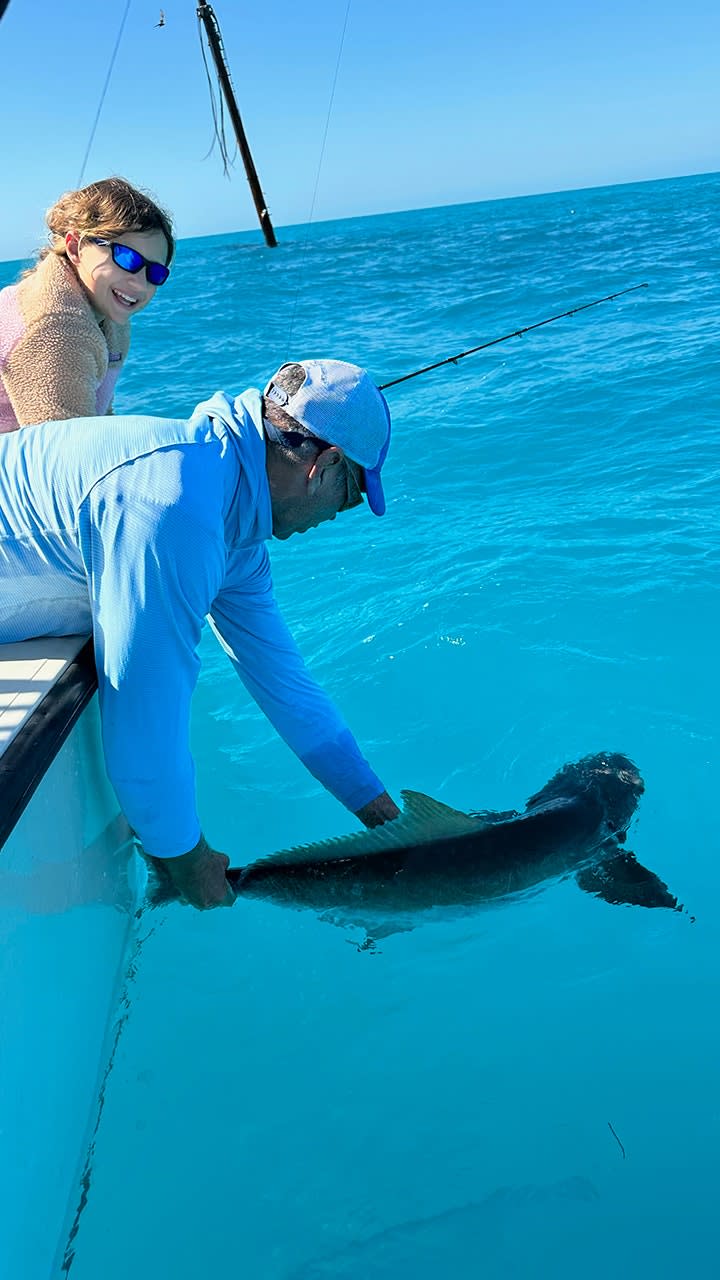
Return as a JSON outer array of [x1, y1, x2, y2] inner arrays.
[[226, 753, 680, 933]]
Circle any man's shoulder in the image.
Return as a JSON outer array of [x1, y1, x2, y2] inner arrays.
[[60, 413, 232, 513], [85, 408, 231, 464]]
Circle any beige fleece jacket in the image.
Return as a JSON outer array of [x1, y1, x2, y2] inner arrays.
[[0, 253, 130, 431]]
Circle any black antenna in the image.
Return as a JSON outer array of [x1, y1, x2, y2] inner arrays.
[[197, 2, 277, 248], [379, 283, 648, 390]]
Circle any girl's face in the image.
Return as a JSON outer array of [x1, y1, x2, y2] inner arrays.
[[65, 227, 170, 324]]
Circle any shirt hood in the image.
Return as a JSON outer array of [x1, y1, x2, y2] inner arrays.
[[188, 387, 272, 547]]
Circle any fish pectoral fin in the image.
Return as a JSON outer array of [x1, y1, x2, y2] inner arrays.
[[576, 850, 680, 911]]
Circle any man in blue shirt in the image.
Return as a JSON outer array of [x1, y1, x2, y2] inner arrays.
[[0, 358, 400, 908]]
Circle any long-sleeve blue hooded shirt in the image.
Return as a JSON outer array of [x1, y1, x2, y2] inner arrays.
[[0, 390, 383, 856]]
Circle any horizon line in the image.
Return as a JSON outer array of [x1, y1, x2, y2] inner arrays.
[[1, 166, 717, 267]]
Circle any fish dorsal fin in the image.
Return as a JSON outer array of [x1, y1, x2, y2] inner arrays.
[[232, 791, 481, 877], [399, 790, 482, 838]]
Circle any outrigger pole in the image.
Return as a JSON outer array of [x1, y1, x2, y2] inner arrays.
[[197, 1, 278, 248]]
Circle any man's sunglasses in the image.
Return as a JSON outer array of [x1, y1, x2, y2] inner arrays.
[[84, 236, 170, 286]]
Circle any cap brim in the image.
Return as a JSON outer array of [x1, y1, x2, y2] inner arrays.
[[364, 468, 386, 516]]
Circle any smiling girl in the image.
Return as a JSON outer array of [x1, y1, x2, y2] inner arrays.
[[0, 177, 174, 432]]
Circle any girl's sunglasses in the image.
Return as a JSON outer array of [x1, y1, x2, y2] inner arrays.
[[84, 236, 170, 286]]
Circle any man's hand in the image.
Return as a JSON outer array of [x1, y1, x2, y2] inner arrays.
[[149, 836, 236, 910], [354, 790, 401, 828]]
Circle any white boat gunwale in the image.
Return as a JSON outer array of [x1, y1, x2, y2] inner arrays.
[[0, 635, 98, 849]]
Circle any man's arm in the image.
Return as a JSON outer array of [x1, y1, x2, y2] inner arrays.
[[78, 444, 233, 906]]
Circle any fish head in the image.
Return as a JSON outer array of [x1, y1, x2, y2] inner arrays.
[[586, 752, 644, 836], [526, 751, 644, 839]]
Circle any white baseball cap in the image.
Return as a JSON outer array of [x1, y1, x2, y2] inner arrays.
[[264, 359, 391, 515]]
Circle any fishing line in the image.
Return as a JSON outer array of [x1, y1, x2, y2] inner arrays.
[[285, 0, 353, 355], [378, 283, 648, 390], [76, 0, 133, 187]]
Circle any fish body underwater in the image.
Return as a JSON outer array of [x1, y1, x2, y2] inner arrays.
[[223, 752, 681, 937]]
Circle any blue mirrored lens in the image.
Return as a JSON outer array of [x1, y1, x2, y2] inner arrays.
[[145, 261, 170, 286], [110, 243, 170, 286], [111, 243, 145, 273]]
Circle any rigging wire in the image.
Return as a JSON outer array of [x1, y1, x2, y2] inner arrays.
[[304, 0, 353, 235], [379, 284, 649, 390], [285, 0, 353, 353], [76, 0, 133, 188]]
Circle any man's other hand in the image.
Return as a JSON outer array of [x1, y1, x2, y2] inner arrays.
[[150, 837, 236, 909], [354, 790, 401, 828]]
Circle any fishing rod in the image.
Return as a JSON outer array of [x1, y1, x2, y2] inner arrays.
[[378, 283, 648, 390]]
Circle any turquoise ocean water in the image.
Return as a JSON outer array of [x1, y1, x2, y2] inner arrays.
[[4, 172, 718, 1277]]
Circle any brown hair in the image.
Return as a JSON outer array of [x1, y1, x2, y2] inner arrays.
[[41, 176, 175, 265]]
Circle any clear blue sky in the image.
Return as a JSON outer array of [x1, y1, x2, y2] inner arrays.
[[0, 0, 718, 261]]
